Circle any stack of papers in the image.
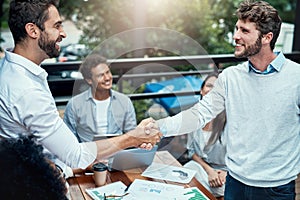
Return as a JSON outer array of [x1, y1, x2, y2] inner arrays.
[[85, 179, 210, 200], [142, 163, 196, 184]]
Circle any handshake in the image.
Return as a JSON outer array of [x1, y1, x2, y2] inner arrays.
[[129, 118, 162, 150]]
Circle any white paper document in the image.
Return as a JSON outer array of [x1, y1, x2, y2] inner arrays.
[[142, 162, 196, 184], [126, 179, 184, 200], [85, 181, 127, 200], [85, 179, 210, 200], [126, 179, 210, 200]]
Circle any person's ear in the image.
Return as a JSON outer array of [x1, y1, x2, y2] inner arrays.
[[86, 79, 93, 85], [25, 23, 39, 39], [200, 89, 204, 96], [262, 32, 273, 45]]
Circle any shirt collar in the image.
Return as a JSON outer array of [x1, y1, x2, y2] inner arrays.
[[86, 88, 114, 101], [5, 49, 47, 78], [87, 88, 94, 101], [248, 51, 285, 74]]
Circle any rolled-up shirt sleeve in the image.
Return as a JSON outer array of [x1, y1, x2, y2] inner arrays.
[[13, 88, 97, 169], [41, 122, 97, 169]]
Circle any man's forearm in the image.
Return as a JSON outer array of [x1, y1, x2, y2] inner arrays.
[[94, 133, 136, 160], [94, 118, 161, 161]]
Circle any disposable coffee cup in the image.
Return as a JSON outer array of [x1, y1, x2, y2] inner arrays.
[[92, 162, 108, 187]]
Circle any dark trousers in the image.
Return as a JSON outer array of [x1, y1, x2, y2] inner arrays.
[[224, 174, 295, 200]]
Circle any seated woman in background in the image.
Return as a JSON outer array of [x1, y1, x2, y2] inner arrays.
[[0, 136, 69, 200], [184, 73, 227, 199]]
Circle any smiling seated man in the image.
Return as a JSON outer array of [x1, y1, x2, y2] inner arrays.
[[64, 54, 137, 142]]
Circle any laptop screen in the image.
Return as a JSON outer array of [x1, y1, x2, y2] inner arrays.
[[108, 145, 158, 171]]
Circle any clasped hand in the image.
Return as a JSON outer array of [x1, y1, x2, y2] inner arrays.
[[133, 117, 162, 150], [208, 169, 227, 188]]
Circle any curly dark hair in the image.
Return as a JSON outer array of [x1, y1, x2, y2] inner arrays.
[[80, 53, 108, 80], [8, 0, 59, 44], [0, 136, 68, 200], [235, 0, 282, 50]]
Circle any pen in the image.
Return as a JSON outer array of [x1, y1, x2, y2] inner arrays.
[[104, 193, 129, 198], [102, 184, 131, 199], [124, 183, 132, 192]]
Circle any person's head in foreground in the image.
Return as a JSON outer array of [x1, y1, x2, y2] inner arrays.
[[0, 136, 68, 200]]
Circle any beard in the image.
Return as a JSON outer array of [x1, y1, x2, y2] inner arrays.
[[235, 36, 262, 58], [38, 31, 60, 58]]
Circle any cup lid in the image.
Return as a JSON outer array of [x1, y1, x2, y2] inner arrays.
[[93, 162, 108, 172]]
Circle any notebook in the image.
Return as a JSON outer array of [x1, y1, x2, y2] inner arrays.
[[107, 145, 158, 171]]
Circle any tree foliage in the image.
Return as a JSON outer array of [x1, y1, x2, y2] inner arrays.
[[59, 0, 236, 56], [0, 0, 297, 53]]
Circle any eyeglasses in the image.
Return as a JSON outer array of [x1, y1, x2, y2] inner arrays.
[[103, 192, 129, 199]]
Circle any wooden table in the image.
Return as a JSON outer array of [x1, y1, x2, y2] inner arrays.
[[67, 151, 217, 200]]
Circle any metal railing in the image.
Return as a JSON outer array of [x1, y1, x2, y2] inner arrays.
[[42, 52, 300, 105]]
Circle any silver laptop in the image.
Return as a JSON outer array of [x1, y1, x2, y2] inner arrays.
[[108, 145, 158, 171], [92, 134, 120, 141]]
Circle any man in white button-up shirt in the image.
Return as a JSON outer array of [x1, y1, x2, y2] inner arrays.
[[0, 0, 161, 170]]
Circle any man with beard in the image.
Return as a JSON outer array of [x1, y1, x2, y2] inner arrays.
[[0, 0, 161, 172], [153, 1, 300, 199]]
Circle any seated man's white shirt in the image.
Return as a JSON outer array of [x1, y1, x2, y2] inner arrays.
[[94, 97, 110, 134]]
